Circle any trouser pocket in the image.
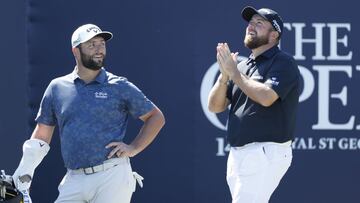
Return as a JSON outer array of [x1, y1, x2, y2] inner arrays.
[[227, 147, 268, 177], [262, 144, 292, 163]]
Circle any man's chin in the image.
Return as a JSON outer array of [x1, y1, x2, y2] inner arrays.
[[244, 39, 254, 49], [84, 64, 103, 71], [86, 60, 104, 71], [86, 67, 101, 71]]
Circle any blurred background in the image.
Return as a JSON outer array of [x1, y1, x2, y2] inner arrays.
[[1, 0, 359, 202]]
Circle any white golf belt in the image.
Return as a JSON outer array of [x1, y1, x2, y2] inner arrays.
[[67, 157, 144, 188], [69, 157, 128, 175]]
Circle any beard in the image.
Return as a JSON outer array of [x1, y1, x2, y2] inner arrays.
[[79, 48, 106, 71], [244, 32, 270, 50]]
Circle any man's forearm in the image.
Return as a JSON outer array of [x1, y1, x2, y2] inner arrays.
[[208, 74, 229, 113], [231, 71, 278, 107], [130, 108, 165, 155]]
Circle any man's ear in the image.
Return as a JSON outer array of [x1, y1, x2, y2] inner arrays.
[[270, 31, 280, 43], [72, 47, 80, 58]]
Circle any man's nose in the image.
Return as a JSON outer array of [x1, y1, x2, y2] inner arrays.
[[94, 44, 105, 52], [247, 22, 255, 29], [95, 44, 103, 49]]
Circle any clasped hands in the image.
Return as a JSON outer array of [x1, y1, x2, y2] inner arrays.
[[216, 43, 239, 81]]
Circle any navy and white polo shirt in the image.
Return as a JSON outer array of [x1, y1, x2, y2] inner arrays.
[[35, 68, 155, 169], [226, 46, 300, 147]]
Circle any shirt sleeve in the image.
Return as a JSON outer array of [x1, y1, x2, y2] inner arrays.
[[123, 80, 155, 118], [35, 81, 57, 126], [264, 54, 300, 100]]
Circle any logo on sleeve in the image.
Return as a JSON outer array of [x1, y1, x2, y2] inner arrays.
[[265, 77, 280, 86]]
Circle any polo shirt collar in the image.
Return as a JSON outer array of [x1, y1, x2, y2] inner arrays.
[[71, 67, 107, 84], [253, 45, 279, 61], [94, 68, 107, 84]]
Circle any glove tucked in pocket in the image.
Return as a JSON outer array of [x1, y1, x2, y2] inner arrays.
[[132, 172, 144, 188]]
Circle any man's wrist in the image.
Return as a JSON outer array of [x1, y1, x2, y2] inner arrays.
[[218, 79, 228, 85], [229, 71, 242, 83], [218, 74, 229, 84]]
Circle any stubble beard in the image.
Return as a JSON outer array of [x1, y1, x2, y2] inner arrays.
[[244, 33, 270, 50], [79, 49, 106, 71]]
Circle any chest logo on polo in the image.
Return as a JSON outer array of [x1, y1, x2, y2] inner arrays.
[[95, 91, 108, 99]]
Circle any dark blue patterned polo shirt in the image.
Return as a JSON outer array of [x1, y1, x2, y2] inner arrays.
[[35, 68, 155, 169]]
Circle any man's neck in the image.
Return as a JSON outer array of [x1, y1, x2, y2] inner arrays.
[[251, 42, 277, 58], [76, 65, 101, 84]]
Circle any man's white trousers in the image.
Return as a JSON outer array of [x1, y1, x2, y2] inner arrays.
[[226, 142, 292, 203], [55, 157, 136, 203]]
